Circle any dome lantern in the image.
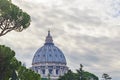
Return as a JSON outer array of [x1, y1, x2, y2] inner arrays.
[[45, 30, 54, 45]]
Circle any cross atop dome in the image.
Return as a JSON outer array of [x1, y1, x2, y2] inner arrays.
[[45, 30, 54, 45]]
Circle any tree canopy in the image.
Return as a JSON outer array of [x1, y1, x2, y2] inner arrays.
[[102, 73, 112, 80], [58, 70, 76, 80], [0, 0, 31, 36], [0, 45, 41, 80], [0, 0, 38, 80], [58, 64, 99, 80]]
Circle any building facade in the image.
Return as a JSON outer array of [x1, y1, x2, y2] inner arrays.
[[31, 31, 68, 80]]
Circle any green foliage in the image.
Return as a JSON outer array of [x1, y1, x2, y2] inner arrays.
[[48, 74, 51, 80], [77, 71, 99, 80], [58, 65, 99, 80], [58, 70, 77, 80], [42, 78, 48, 80], [18, 66, 41, 80], [0, 0, 10, 14], [102, 73, 112, 80], [0, 0, 31, 36], [0, 0, 34, 79], [76, 64, 98, 80], [0, 45, 41, 80], [0, 45, 15, 80]]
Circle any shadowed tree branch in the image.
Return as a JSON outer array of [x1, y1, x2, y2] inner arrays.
[[0, 0, 31, 37]]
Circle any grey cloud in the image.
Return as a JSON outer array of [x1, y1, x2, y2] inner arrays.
[[62, 34, 120, 79], [2, 0, 119, 80], [16, 0, 104, 27]]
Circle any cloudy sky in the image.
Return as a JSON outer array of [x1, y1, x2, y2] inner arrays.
[[0, 0, 120, 79]]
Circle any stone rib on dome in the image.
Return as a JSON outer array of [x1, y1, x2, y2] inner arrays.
[[32, 31, 67, 65]]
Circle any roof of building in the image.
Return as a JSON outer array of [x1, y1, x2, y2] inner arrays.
[[32, 31, 67, 65]]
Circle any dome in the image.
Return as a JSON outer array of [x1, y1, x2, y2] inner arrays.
[[32, 31, 67, 65], [31, 31, 68, 80]]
